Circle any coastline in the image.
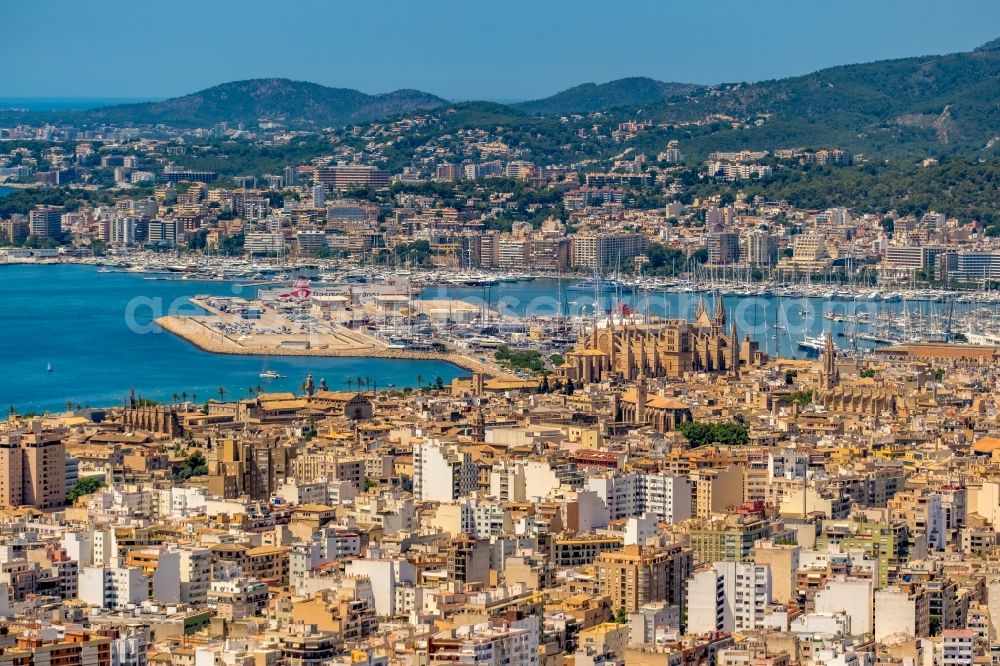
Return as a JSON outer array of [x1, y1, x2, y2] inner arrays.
[[155, 315, 519, 380]]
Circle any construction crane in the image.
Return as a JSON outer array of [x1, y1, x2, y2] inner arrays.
[[944, 298, 955, 342]]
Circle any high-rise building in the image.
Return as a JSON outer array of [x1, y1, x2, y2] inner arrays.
[[707, 232, 740, 265], [497, 239, 528, 270], [413, 441, 477, 502], [687, 561, 772, 633], [571, 233, 649, 269], [245, 231, 285, 255], [595, 543, 692, 613], [111, 218, 136, 245], [147, 220, 178, 247], [162, 168, 217, 184], [937, 251, 1000, 282], [28, 205, 64, 239], [745, 232, 779, 267], [0, 425, 67, 509], [1, 216, 29, 245], [526, 238, 570, 271], [313, 165, 389, 191], [436, 163, 462, 181], [311, 184, 325, 208]]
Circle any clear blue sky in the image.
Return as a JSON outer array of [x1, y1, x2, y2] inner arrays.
[[5, 0, 1000, 101]]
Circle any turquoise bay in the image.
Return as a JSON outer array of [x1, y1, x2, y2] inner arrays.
[[0, 264, 463, 414]]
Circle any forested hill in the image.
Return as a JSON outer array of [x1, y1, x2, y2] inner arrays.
[[513, 40, 1000, 155], [634, 42, 1000, 155], [7, 37, 1000, 156], [515, 77, 701, 115], [79, 79, 448, 129]]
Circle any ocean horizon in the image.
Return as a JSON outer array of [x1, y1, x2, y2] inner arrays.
[[0, 97, 159, 111]]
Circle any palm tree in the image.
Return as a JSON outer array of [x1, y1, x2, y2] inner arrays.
[[415, 374, 423, 389], [255, 384, 263, 395], [191, 392, 197, 404], [181, 391, 188, 403], [344, 377, 353, 391], [356, 376, 364, 393], [172, 393, 180, 404], [217, 387, 227, 402]]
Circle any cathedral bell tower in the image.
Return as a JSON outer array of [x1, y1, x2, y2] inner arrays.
[[819, 334, 839, 390], [635, 373, 648, 425]]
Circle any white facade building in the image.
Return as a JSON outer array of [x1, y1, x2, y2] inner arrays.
[[414, 440, 477, 502]]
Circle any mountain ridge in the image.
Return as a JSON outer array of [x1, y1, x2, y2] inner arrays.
[[79, 78, 448, 128], [6, 37, 1000, 156]]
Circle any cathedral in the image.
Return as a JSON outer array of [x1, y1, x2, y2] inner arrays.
[[561, 296, 766, 384], [813, 336, 901, 416], [121, 391, 182, 436]]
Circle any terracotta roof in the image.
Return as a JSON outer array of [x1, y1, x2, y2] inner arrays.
[[484, 379, 538, 390], [973, 436, 1000, 454], [260, 399, 308, 410], [257, 392, 296, 401], [620, 389, 687, 410]]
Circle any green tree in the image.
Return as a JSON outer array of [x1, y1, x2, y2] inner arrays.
[[67, 476, 105, 503], [173, 450, 208, 482], [677, 421, 749, 447]]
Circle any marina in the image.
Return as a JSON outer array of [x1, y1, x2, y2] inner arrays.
[[4, 258, 1000, 415]]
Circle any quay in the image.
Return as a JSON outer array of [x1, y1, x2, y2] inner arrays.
[[155, 315, 520, 380]]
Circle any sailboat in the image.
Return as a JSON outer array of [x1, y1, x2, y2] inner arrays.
[[46, 362, 53, 373], [259, 357, 281, 379]]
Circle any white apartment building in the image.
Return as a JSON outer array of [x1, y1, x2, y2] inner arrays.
[[344, 557, 416, 617], [686, 562, 772, 633], [813, 576, 874, 636], [413, 440, 477, 502], [79, 564, 148, 609], [178, 546, 212, 605], [687, 567, 726, 634], [941, 629, 975, 666], [585, 472, 692, 523], [245, 231, 285, 254]]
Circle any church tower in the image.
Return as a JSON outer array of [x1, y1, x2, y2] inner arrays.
[[713, 295, 726, 328], [635, 374, 648, 425], [729, 320, 740, 377], [819, 334, 839, 390], [695, 295, 707, 320]]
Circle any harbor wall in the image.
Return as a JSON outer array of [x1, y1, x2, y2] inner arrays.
[[155, 316, 518, 379]]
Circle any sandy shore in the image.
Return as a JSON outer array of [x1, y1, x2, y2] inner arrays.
[[155, 315, 518, 379]]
